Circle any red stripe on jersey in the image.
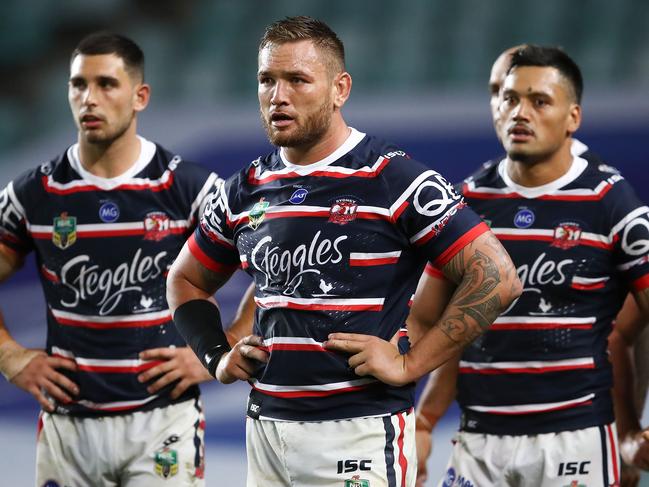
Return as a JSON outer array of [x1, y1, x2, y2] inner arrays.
[[248, 157, 390, 185], [607, 424, 620, 484], [258, 300, 384, 312], [41, 172, 175, 195], [486, 399, 593, 416], [459, 363, 595, 374], [424, 263, 446, 280], [490, 322, 593, 331], [397, 412, 408, 487], [40, 266, 59, 283], [571, 282, 606, 291], [392, 201, 409, 222], [350, 257, 399, 266], [231, 209, 390, 227], [53, 316, 171, 329], [187, 234, 238, 275], [251, 383, 372, 398], [463, 182, 613, 201], [31, 227, 188, 240], [632, 274, 649, 292], [433, 222, 490, 267], [50, 355, 163, 374]]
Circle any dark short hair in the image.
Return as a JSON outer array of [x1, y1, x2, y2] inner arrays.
[[71, 32, 145, 81], [509, 45, 583, 103], [259, 16, 345, 73]]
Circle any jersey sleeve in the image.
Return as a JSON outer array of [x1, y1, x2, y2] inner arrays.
[[389, 158, 489, 267], [0, 176, 34, 257], [188, 181, 240, 275], [606, 177, 649, 291]]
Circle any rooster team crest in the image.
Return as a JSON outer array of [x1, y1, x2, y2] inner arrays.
[[248, 197, 269, 230], [52, 212, 77, 249], [344, 476, 370, 487], [144, 212, 171, 241], [551, 222, 582, 250], [329, 198, 358, 225]]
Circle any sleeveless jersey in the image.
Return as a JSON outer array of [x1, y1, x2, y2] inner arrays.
[[191, 128, 487, 421], [0, 137, 222, 416], [429, 154, 649, 435]]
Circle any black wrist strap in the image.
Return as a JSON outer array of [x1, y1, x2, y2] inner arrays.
[[173, 299, 231, 377]]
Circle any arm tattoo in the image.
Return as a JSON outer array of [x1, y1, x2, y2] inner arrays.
[[438, 246, 504, 345]]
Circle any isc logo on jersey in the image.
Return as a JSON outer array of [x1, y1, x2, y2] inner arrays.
[[514, 208, 535, 228]]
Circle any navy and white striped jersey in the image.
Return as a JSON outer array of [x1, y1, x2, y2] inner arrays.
[[0, 137, 221, 416], [430, 154, 649, 435], [191, 128, 487, 421]]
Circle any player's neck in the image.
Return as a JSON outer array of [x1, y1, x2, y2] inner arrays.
[[77, 125, 142, 179], [281, 118, 351, 166], [507, 139, 574, 188]]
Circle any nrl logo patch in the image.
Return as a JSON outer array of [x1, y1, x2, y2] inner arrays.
[[52, 213, 77, 249], [345, 476, 370, 487], [328, 198, 358, 225], [248, 197, 269, 230], [154, 446, 178, 479], [144, 212, 171, 241], [551, 222, 582, 250]]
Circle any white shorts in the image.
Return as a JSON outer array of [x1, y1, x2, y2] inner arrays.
[[246, 410, 416, 487], [438, 423, 620, 487], [36, 398, 205, 487]]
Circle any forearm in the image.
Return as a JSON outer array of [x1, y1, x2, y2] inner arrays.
[[416, 357, 459, 431], [405, 237, 521, 379], [610, 329, 642, 437], [227, 281, 256, 344]]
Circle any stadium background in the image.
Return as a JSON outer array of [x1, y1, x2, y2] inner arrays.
[[1, 0, 648, 484]]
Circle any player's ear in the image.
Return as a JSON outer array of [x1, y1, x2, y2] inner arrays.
[[133, 83, 151, 113], [566, 103, 581, 136], [332, 71, 351, 110]]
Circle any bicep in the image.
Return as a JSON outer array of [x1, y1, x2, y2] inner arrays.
[[0, 244, 23, 283], [624, 290, 649, 342], [166, 243, 235, 310]]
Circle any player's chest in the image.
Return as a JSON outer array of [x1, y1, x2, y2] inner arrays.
[[232, 180, 402, 265]]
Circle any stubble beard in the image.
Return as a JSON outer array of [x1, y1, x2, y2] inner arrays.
[[262, 98, 332, 148]]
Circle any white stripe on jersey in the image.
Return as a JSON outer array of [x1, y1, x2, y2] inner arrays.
[[492, 227, 612, 246], [460, 357, 594, 372], [494, 316, 596, 325], [350, 251, 402, 261], [250, 377, 377, 393], [617, 254, 649, 271], [262, 337, 323, 347], [229, 204, 391, 224], [465, 393, 595, 414], [465, 178, 613, 198], [27, 219, 191, 234], [193, 172, 223, 218], [51, 346, 158, 372], [389, 170, 439, 216], [572, 276, 610, 285], [609, 205, 649, 239], [254, 295, 384, 309], [76, 395, 160, 411], [50, 308, 171, 324], [7, 182, 26, 219]]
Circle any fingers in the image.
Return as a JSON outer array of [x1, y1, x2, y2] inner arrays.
[[49, 356, 77, 372], [324, 334, 369, 353], [238, 344, 269, 363], [240, 335, 265, 347], [42, 380, 74, 405], [146, 368, 181, 394], [140, 347, 176, 361], [170, 379, 191, 399], [49, 370, 79, 397], [137, 360, 170, 384], [31, 387, 56, 412]]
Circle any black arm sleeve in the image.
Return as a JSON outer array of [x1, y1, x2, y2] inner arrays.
[[173, 299, 232, 377]]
